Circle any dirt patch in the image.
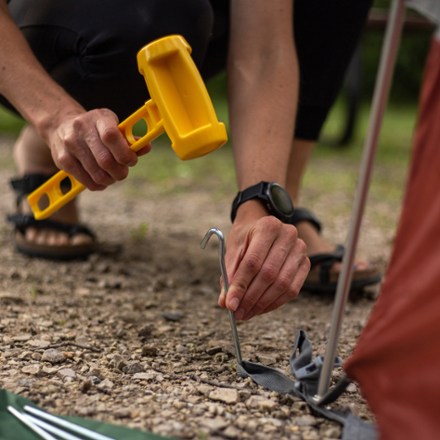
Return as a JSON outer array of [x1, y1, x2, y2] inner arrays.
[[0, 135, 401, 439]]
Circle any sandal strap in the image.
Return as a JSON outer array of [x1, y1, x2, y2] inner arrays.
[[290, 208, 322, 233], [7, 213, 95, 239], [309, 244, 345, 284], [9, 174, 54, 198]]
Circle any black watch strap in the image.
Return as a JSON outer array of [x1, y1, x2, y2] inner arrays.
[[230, 181, 294, 223], [231, 182, 269, 222]]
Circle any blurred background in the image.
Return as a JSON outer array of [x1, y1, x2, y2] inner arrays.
[[0, 0, 435, 197]]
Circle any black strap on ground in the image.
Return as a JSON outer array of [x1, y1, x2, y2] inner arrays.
[[236, 330, 377, 440]]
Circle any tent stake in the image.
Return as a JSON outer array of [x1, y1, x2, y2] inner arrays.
[[315, 0, 406, 402]]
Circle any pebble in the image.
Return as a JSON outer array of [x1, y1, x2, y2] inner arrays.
[[208, 388, 239, 404], [41, 349, 66, 364], [295, 415, 318, 426], [124, 361, 144, 374], [21, 364, 41, 375], [58, 368, 76, 380], [162, 311, 184, 322], [223, 425, 242, 439], [346, 382, 358, 393], [200, 417, 228, 432], [245, 395, 277, 411], [27, 339, 51, 348], [96, 379, 114, 392], [141, 345, 158, 356], [196, 384, 212, 396], [321, 426, 342, 438], [13, 333, 32, 342]]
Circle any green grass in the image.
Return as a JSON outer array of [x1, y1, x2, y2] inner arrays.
[[0, 107, 25, 135]]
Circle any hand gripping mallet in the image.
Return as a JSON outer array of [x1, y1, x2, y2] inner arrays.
[[27, 35, 227, 220]]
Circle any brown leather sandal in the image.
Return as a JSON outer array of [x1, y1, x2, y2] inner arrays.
[[291, 208, 382, 294], [6, 174, 96, 260]]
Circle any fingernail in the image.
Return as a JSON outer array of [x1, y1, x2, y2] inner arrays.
[[229, 297, 240, 311]]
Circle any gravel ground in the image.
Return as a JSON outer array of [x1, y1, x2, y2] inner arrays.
[[0, 134, 405, 439]]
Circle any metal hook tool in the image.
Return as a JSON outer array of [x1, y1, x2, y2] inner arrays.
[[201, 227, 243, 366]]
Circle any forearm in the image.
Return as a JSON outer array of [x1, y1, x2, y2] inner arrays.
[[228, 0, 298, 192], [0, 3, 83, 139]]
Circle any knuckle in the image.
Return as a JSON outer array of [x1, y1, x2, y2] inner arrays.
[[231, 280, 248, 299], [71, 116, 86, 132], [100, 124, 120, 144], [93, 169, 112, 186], [261, 215, 282, 232], [243, 252, 263, 273], [297, 238, 307, 254], [288, 285, 301, 299], [260, 264, 278, 284], [96, 150, 114, 168], [56, 152, 74, 169], [285, 224, 299, 241], [274, 274, 292, 293]]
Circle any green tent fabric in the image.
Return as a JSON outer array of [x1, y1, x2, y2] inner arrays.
[[0, 389, 174, 440]]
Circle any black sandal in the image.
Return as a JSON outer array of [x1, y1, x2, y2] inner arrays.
[[291, 208, 382, 293], [7, 174, 96, 260]]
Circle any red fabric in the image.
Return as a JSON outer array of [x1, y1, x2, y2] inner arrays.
[[344, 37, 440, 440]]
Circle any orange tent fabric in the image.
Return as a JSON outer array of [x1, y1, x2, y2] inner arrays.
[[344, 37, 440, 440]]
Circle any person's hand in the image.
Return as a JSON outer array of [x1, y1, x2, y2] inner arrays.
[[220, 208, 310, 321], [46, 108, 151, 190]]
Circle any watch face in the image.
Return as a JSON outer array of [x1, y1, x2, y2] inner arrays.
[[268, 183, 294, 216]]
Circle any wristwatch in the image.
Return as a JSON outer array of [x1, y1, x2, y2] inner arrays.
[[230, 181, 295, 223]]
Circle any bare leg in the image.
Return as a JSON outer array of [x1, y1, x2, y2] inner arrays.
[[286, 138, 335, 255], [286, 137, 370, 271], [12, 125, 92, 247]]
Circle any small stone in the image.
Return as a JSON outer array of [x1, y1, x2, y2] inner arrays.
[[109, 354, 126, 371], [162, 311, 184, 322], [138, 325, 154, 338], [196, 384, 212, 396], [113, 408, 132, 419], [200, 417, 228, 432], [141, 345, 158, 356], [96, 379, 114, 392], [208, 388, 239, 404], [42, 349, 66, 364], [58, 368, 76, 379], [13, 334, 32, 342], [132, 372, 156, 381], [295, 415, 318, 427], [321, 426, 342, 438], [124, 361, 144, 374], [301, 429, 320, 440], [27, 339, 51, 348], [223, 425, 242, 439], [245, 395, 277, 411], [21, 364, 41, 375], [346, 382, 358, 393], [80, 378, 93, 393]]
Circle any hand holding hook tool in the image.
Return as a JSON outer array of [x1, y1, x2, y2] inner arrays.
[[201, 227, 243, 366]]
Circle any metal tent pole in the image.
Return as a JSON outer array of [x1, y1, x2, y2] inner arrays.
[[315, 0, 406, 402]]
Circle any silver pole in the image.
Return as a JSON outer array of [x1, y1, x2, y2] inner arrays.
[[315, 0, 406, 401]]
